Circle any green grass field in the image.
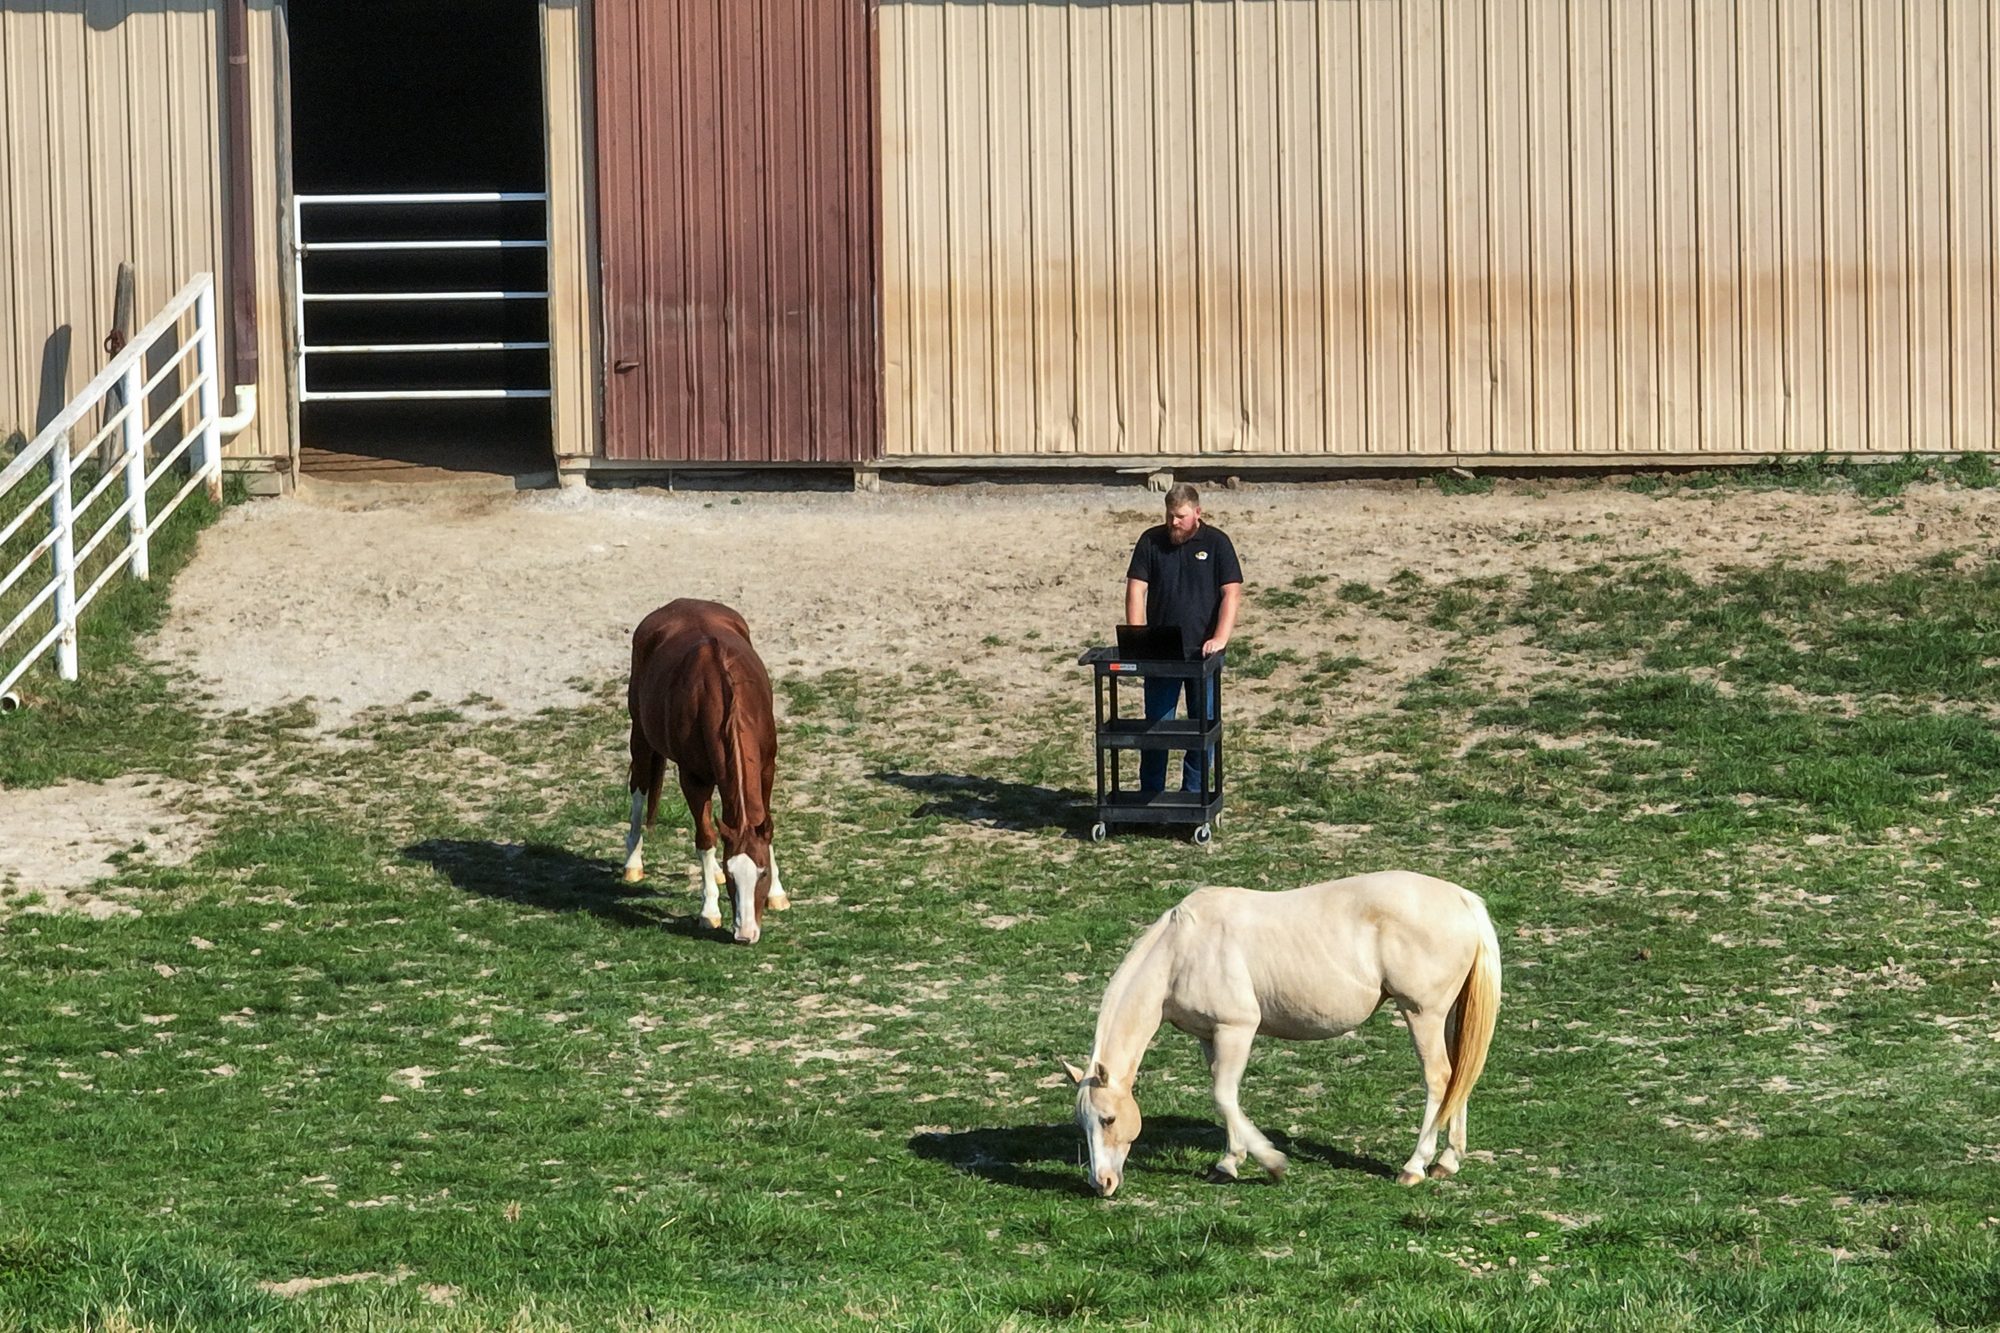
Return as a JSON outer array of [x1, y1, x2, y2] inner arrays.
[[1, 469, 1997, 1331]]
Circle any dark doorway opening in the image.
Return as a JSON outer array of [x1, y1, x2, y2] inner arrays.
[[286, 0, 552, 481]]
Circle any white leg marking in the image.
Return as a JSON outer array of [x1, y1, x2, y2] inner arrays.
[[766, 845, 788, 911], [726, 853, 760, 944], [621, 789, 647, 882], [698, 846, 723, 927]]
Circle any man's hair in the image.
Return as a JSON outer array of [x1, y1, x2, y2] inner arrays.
[[1164, 482, 1200, 510]]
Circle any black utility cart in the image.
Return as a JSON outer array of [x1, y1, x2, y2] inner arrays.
[[1077, 645, 1224, 844]]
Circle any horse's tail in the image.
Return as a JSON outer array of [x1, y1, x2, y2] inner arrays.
[[641, 749, 666, 827], [1436, 889, 1503, 1127], [715, 649, 751, 836]]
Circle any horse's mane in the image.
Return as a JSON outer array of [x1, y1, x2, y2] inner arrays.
[[1089, 907, 1179, 1069]]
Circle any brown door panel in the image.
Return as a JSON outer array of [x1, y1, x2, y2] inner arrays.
[[595, 0, 878, 464]]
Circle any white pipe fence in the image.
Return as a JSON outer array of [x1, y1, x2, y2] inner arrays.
[[0, 273, 222, 702]]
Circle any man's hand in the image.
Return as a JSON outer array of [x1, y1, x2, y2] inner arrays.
[[1205, 583, 1243, 658]]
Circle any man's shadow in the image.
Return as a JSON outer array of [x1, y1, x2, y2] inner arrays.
[[909, 1116, 1395, 1193], [872, 770, 1082, 834], [403, 837, 724, 939]]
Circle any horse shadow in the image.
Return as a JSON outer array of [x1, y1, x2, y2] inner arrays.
[[908, 1121, 1092, 1193], [403, 837, 729, 939], [871, 770, 1083, 835], [1129, 1117, 1399, 1183], [910, 1117, 1397, 1193]]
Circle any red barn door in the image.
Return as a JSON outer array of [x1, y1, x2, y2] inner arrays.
[[594, 0, 877, 463]]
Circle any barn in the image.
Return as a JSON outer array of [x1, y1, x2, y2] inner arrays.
[[2, 0, 1996, 491]]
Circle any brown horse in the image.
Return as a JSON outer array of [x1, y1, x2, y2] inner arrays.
[[622, 598, 786, 943]]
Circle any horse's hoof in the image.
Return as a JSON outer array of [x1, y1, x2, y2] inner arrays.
[[621, 866, 644, 884], [1206, 1163, 1240, 1184], [1396, 1169, 1425, 1187], [768, 891, 790, 912], [701, 914, 722, 929], [1427, 1161, 1458, 1180], [1257, 1153, 1288, 1183]]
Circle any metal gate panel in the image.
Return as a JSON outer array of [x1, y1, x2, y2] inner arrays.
[[595, 0, 878, 464]]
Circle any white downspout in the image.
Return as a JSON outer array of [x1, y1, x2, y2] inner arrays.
[[216, 385, 258, 438]]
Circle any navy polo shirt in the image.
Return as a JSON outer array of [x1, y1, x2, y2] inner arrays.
[[1126, 523, 1243, 656]]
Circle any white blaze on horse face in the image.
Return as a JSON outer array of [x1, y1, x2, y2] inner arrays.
[[726, 852, 760, 944], [621, 789, 647, 882], [1076, 1078, 1138, 1197]]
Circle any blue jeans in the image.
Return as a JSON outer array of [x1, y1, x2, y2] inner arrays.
[[1140, 670, 1218, 794]]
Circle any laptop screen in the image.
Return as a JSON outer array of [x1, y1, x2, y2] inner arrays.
[[1115, 623, 1187, 659]]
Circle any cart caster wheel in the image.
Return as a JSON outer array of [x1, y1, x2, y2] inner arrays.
[[1090, 822, 1108, 843], [1193, 823, 1213, 846]]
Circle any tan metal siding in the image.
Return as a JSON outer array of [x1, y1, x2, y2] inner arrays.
[[544, 1, 600, 464], [881, 0, 2000, 461], [0, 4, 225, 445], [242, 3, 285, 461]]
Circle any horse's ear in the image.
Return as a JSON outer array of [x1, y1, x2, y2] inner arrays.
[[1060, 1058, 1086, 1086]]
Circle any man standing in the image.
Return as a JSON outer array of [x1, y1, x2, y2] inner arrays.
[[1124, 482, 1243, 794]]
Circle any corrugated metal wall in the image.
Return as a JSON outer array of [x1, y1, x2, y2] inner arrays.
[[0, 4, 223, 446], [881, 0, 2000, 461], [0, 3, 288, 461], [244, 3, 286, 463], [545, 1, 600, 465], [594, 0, 878, 464]]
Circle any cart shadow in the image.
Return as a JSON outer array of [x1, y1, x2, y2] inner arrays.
[[872, 769, 1086, 835]]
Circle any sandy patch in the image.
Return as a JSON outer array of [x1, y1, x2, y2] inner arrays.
[[150, 478, 2000, 728], [257, 1268, 452, 1303], [0, 774, 205, 916]]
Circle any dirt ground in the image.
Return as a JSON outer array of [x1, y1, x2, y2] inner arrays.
[[7, 474, 1997, 903], [149, 476, 1999, 724]]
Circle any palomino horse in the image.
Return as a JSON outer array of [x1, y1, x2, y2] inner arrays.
[[1064, 870, 1500, 1196], [622, 598, 786, 943]]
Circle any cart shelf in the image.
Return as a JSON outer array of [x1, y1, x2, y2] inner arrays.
[[1077, 646, 1225, 844]]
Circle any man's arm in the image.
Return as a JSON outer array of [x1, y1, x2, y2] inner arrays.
[[1125, 578, 1148, 625], [1202, 582, 1242, 657]]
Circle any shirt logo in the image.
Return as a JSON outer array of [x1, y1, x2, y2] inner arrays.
[[1195, 551, 1209, 560]]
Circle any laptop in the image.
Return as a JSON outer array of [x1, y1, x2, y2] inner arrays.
[[1115, 623, 1188, 660]]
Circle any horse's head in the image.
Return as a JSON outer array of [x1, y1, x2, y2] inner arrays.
[[721, 822, 774, 945], [1064, 1058, 1141, 1197]]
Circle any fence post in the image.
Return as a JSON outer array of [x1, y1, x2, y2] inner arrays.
[[50, 437, 78, 681], [193, 279, 223, 503], [122, 359, 149, 580]]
